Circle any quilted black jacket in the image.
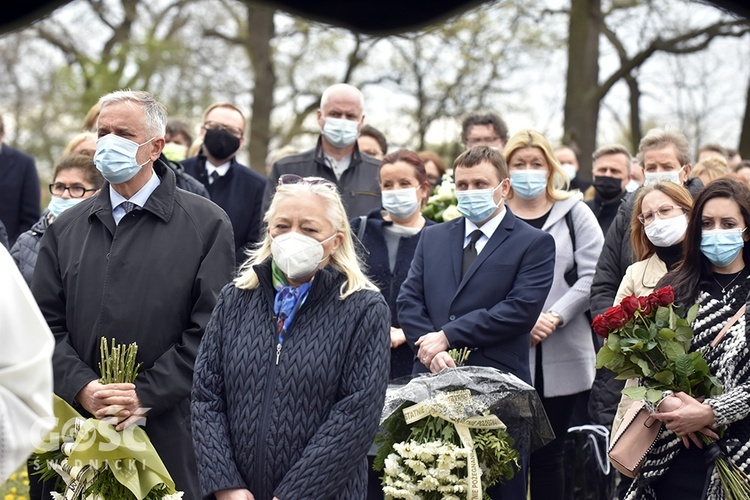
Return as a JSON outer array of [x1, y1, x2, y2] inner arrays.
[[191, 262, 391, 500], [10, 213, 48, 286]]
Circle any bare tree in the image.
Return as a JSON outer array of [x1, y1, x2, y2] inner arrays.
[[563, 0, 750, 175]]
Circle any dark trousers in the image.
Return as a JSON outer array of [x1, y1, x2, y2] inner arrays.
[[530, 346, 580, 500], [651, 444, 712, 499]]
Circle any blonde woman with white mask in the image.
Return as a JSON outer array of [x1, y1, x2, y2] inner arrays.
[[615, 181, 693, 303], [192, 175, 390, 500]]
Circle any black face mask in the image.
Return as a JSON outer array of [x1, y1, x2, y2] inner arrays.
[[203, 128, 240, 161], [593, 175, 624, 200]]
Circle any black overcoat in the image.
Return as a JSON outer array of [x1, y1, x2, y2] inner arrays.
[[32, 160, 235, 498]]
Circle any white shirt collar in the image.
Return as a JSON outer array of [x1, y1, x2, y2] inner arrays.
[[464, 204, 506, 242], [206, 160, 231, 182], [109, 168, 160, 211]]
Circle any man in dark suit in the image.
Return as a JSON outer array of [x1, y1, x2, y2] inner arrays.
[[397, 145, 555, 499], [0, 114, 40, 246], [182, 102, 266, 265]]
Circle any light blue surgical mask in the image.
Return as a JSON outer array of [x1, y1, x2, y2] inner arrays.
[[322, 117, 359, 148], [47, 196, 84, 218], [644, 167, 684, 187], [94, 134, 154, 184], [456, 183, 503, 223], [382, 187, 420, 219], [701, 228, 747, 267], [510, 170, 547, 200]]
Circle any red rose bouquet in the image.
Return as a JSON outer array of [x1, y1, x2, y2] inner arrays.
[[594, 285, 721, 402], [594, 285, 750, 498]]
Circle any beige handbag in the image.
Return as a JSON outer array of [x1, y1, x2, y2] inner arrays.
[[607, 400, 662, 477], [608, 304, 747, 478]]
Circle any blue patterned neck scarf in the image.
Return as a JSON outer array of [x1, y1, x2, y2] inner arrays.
[[272, 260, 312, 337]]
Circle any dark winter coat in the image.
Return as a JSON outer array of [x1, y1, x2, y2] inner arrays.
[[182, 154, 267, 265], [585, 190, 627, 237], [349, 209, 434, 379], [588, 177, 704, 427], [10, 213, 48, 286], [0, 143, 40, 246], [31, 161, 235, 497], [191, 262, 390, 500], [162, 154, 210, 199], [263, 137, 382, 220]]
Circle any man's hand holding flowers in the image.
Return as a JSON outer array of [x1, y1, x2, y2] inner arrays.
[[76, 379, 146, 430], [429, 351, 457, 373]]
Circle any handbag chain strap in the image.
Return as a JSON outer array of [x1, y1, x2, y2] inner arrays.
[[710, 304, 746, 348]]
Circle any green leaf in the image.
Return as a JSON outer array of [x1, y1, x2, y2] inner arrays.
[[646, 389, 663, 403], [664, 341, 686, 361], [595, 346, 615, 368], [607, 333, 622, 352], [674, 326, 694, 343], [669, 307, 677, 330], [622, 386, 647, 401], [673, 354, 693, 379], [633, 356, 652, 377], [687, 302, 699, 324], [654, 370, 675, 385], [614, 369, 640, 380], [655, 306, 670, 325], [657, 328, 676, 340]]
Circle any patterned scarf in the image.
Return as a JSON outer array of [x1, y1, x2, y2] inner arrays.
[[272, 260, 311, 337]]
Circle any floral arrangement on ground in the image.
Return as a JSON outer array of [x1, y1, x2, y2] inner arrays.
[[373, 351, 553, 499]]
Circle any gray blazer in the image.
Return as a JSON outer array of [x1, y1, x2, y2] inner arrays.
[[529, 194, 604, 397]]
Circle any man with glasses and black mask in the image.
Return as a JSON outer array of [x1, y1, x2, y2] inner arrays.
[[263, 83, 381, 219], [182, 102, 267, 265]]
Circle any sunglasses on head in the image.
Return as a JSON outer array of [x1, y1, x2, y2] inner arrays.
[[278, 174, 337, 189]]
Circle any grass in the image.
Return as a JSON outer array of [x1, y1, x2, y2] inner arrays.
[[0, 466, 30, 499]]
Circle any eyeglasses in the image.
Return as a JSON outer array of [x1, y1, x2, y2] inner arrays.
[[49, 183, 97, 198], [466, 136, 501, 146], [203, 120, 244, 139], [638, 205, 686, 225], [278, 174, 337, 189]]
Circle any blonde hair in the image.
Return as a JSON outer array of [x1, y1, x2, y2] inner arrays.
[[692, 156, 728, 184], [62, 131, 97, 158], [234, 181, 378, 299], [503, 129, 574, 201]]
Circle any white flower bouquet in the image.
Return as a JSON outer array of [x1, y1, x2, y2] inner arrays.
[[374, 361, 553, 499], [422, 172, 461, 222], [31, 338, 183, 500]]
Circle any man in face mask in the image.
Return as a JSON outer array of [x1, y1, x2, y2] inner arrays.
[[31, 90, 235, 499], [262, 83, 382, 220], [398, 146, 555, 500], [182, 103, 267, 265], [585, 144, 631, 235], [588, 127, 704, 437]]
